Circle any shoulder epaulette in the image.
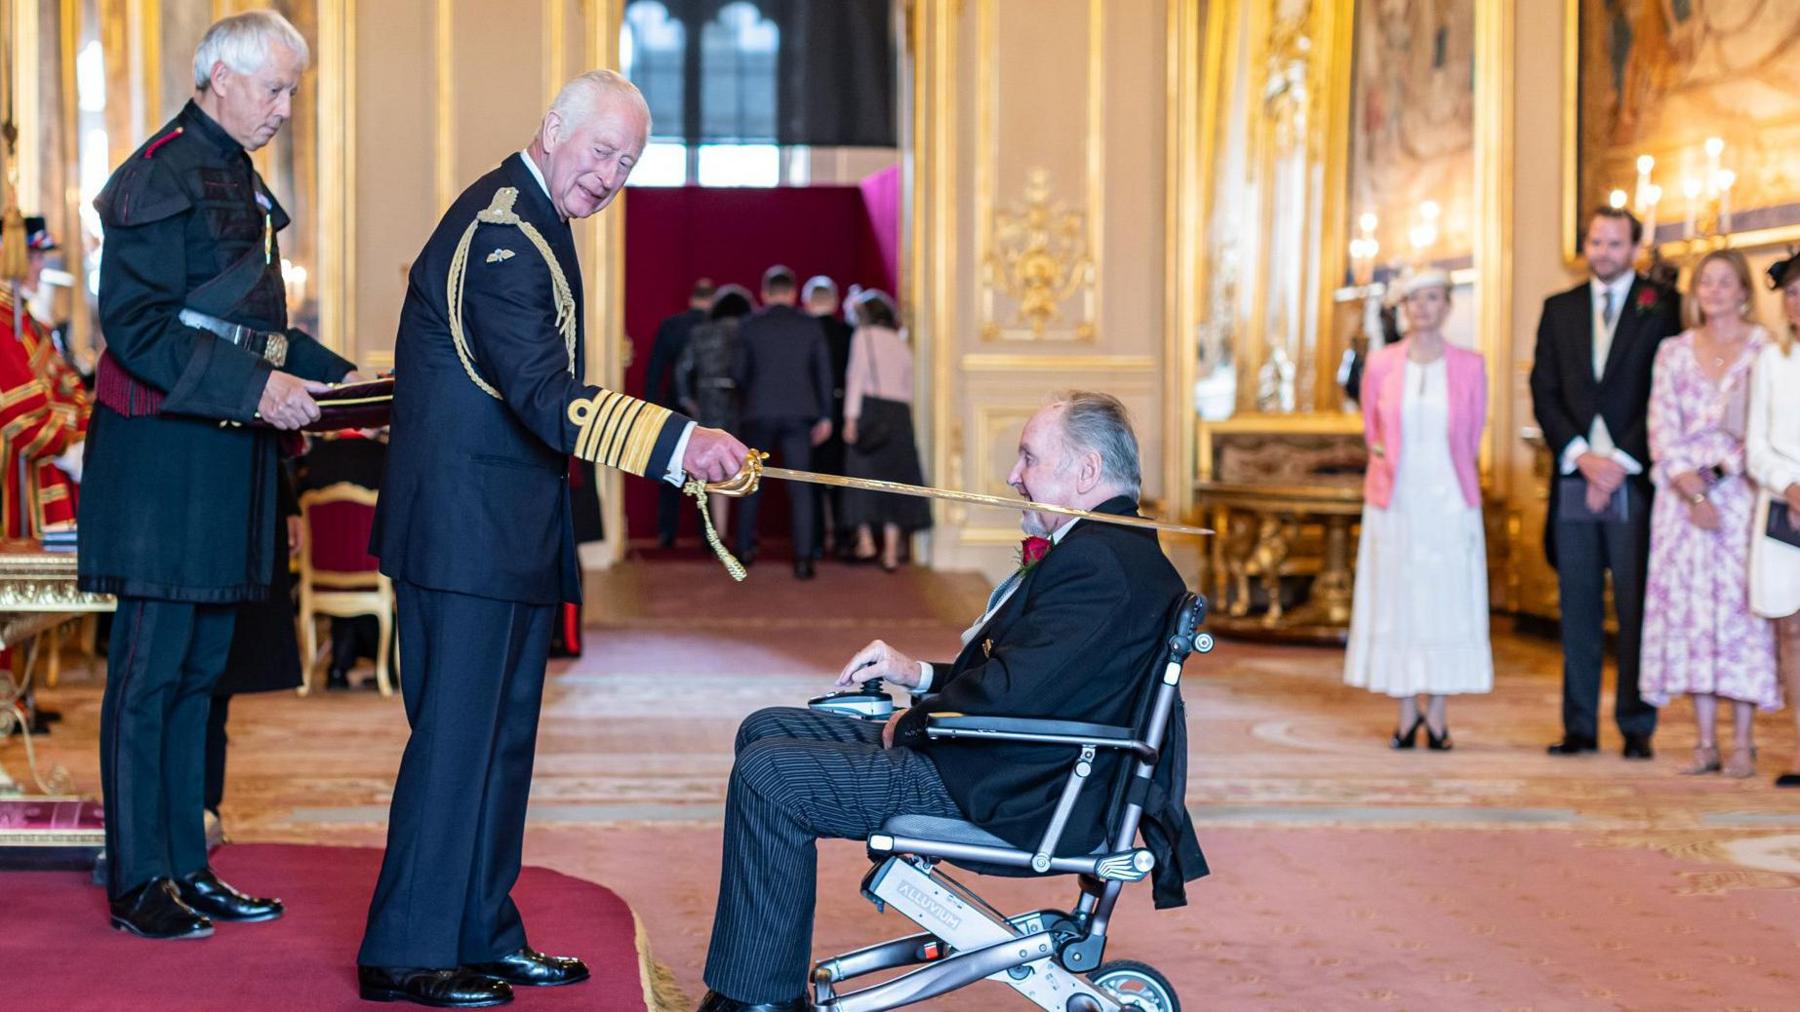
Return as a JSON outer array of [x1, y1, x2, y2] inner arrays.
[[445, 186, 577, 398], [143, 127, 184, 158]]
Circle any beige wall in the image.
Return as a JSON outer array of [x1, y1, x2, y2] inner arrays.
[[911, 0, 1175, 579]]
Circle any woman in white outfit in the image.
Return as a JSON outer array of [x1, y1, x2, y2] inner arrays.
[[1747, 251, 1800, 787], [1345, 270, 1493, 749]]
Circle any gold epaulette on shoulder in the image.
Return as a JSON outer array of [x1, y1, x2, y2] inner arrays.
[[445, 186, 577, 399]]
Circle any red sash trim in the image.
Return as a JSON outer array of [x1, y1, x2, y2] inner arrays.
[[94, 351, 166, 417]]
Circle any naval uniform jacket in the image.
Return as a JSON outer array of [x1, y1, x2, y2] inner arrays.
[[372, 154, 690, 606], [894, 497, 1209, 905], [78, 102, 353, 602]]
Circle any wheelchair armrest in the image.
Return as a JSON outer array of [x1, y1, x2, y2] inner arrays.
[[924, 714, 1156, 759]]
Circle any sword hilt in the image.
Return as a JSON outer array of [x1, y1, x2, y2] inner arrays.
[[705, 449, 769, 497]]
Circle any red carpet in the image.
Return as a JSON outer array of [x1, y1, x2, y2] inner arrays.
[[0, 844, 655, 1011]]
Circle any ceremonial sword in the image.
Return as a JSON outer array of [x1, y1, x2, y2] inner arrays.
[[679, 451, 1211, 579]]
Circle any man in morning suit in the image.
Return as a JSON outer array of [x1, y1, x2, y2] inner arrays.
[[79, 11, 359, 940], [733, 265, 834, 578], [357, 70, 748, 1008], [643, 276, 716, 547], [1529, 206, 1682, 760], [698, 392, 1207, 1012]]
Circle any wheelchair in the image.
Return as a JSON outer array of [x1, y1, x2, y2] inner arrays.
[[807, 594, 1213, 1011]]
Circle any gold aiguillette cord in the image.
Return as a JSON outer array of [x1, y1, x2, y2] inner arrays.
[[685, 451, 1212, 581]]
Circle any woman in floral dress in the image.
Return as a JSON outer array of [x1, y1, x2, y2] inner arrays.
[[1641, 249, 1780, 778]]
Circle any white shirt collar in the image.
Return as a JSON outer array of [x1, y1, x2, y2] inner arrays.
[[1591, 271, 1634, 304], [518, 149, 554, 207], [1049, 517, 1079, 544]]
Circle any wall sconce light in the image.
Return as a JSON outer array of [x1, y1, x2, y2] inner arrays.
[[1348, 211, 1380, 286]]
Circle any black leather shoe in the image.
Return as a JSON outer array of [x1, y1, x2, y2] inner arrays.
[[110, 878, 213, 940], [794, 559, 816, 580], [328, 668, 352, 691], [1622, 734, 1654, 760], [175, 868, 283, 923], [359, 966, 512, 1007], [696, 990, 807, 1012], [465, 948, 589, 987], [1546, 736, 1598, 756]]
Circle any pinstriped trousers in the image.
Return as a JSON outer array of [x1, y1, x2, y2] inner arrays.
[[703, 707, 964, 1004]]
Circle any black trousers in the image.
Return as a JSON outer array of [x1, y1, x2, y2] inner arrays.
[[100, 598, 237, 898], [1554, 483, 1657, 741], [204, 695, 231, 815], [359, 582, 555, 968], [704, 707, 962, 1004], [736, 417, 818, 560]]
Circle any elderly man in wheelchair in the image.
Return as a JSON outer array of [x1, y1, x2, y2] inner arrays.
[[699, 392, 1211, 1012]]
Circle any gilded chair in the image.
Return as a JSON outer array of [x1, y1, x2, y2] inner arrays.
[[296, 482, 395, 697]]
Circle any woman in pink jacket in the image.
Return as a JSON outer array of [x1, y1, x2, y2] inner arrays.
[[1344, 269, 1493, 749]]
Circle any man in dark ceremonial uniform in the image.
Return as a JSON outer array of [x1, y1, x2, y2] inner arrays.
[[356, 70, 747, 1008], [77, 11, 358, 940]]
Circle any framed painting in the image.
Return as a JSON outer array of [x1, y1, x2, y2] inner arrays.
[[1567, 0, 1800, 258], [1344, 0, 1477, 283]]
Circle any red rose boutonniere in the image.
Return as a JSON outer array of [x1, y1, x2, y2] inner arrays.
[[1018, 535, 1053, 572], [1634, 287, 1660, 316]]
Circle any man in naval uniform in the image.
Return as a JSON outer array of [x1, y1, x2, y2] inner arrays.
[[356, 70, 748, 1008], [78, 11, 359, 940]]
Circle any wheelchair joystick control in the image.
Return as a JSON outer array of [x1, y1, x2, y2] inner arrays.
[[808, 677, 895, 720]]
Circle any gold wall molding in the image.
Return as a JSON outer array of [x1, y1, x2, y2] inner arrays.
[[973, 0, 1102, 344], [980, 167, 1094, 339], [906, 0, 959, 549], [317, 0, 356, 357], [1163, 0, 1210, 523], [959, 353, 1155, 372], [1473, 0, 1515, 487], [434, 0, 453, 212], [583, 0, 628, 564], [964, 403, 1038, 541]]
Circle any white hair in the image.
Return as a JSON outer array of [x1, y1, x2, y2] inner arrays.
[[548, 69, 652, 134], [1048, 390, 1142, 498], [193, 10, 309, 89]]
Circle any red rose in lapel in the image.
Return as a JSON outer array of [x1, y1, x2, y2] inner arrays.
[[1634, 287, 1658, 315], [1019, 536, 1052, 569]]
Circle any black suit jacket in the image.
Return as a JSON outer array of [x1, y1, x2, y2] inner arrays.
[[373, 155, 687, 605], [734, 304, 834, 422], [1528, 276, 1681, 563], [643, 308, 703, 409], [896, 497, 1188, 857]]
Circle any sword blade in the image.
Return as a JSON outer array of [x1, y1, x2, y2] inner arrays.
[[755, 466, 1212, 538]]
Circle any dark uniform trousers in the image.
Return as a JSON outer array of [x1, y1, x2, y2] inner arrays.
[[101, 599, 238, 897], [1554, 480, 1658, 742], [704, 706, 963, 1004], [736, 418, 819, 560], [358, 581, 554, 968]]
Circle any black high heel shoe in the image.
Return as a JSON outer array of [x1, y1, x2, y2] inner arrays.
[[1390, 717, 1423, 750], [1425, 722, 1453, 751]]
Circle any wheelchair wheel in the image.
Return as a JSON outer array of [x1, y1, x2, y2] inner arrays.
[[1089, 959, 1179, 1012]]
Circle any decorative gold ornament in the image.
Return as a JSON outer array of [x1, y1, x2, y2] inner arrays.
[[982, 168, 1094, 339]]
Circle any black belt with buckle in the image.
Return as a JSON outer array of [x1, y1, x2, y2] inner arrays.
[[178, 308, 289, 367]]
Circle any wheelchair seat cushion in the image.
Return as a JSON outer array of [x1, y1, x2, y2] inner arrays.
[[880, 814, 1016, 849]]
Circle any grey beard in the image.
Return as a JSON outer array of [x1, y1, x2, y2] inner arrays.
[[1020, 513, 1052, 538]]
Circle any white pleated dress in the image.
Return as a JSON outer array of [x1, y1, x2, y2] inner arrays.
[[1344, 357, 1494, 697]]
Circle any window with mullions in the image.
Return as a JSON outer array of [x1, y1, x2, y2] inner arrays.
[[621, 0, 784, 187]]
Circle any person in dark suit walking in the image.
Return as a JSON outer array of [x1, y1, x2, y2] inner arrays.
[[1529, 206, 1682, 760], [643, 277, 715, 547], [733, 265, 834, 578], [357, 70, 747, 1008], [697, 393, 1205, 1012], [804, 275, 854, 554]]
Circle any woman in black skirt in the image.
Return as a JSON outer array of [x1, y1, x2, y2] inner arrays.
[[840, 290, 931, 570]]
